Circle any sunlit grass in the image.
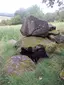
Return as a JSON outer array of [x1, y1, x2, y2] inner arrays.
[[0, 25, 21, 63], [0, 25, 21, 41], [50, 22, 64, 31]]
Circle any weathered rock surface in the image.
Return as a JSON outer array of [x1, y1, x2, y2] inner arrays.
[[48, 24, 56, 31], [15, 36, 57, 54], [49, 34, 64, 43], [20, 16, 55, 37], [4, 55, 36, 75]]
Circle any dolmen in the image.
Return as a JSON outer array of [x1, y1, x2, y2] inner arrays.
[[15, 15, 64, 64]]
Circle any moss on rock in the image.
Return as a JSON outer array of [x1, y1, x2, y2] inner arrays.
[[4, 55, 36, 76], [15, 36, 57, 54], [60, 69, 64, 80]]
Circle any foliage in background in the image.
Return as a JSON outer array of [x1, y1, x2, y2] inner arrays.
[[0, 4, 64, 25], [42, 0, 64, 7], [14, 5, 44, 24]]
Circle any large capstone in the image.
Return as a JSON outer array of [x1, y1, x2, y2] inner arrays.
[[20, 16, 50, 37]]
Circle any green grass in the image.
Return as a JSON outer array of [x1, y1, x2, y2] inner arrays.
[[0, 25, 21, 41], [0, 22, 64, 85], [0, 25, 21, 62], [50, 22, 64, 32]]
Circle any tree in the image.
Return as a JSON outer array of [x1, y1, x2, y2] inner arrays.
[[15, 8, 26, 23], [26, 5, 44, 19], [0, 20, 7, 25], [42, 0, 64, 7], [44, 13, 55, 22], [10, 15, 22, 25], [14, 5, 44, 24], [59, 11, 64, 21]]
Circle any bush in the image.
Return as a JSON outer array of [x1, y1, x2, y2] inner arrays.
[[10, 15, 21, 25]]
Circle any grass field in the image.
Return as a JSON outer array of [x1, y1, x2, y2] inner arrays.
[[0, 22, 64, 85], [0, 25, 21, 41], [51, 22, 64, 31]]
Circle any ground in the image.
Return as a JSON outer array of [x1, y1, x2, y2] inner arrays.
[[0, 22, 64, 85]]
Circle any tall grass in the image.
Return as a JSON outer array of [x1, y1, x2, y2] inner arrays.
[[50, 22, 64, 31], [0, 25, 21, 41], [0, 25, 21, 62]]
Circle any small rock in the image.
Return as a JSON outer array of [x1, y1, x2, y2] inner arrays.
[[7, 39, 17, 45], [39, 76, 42, 80]]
